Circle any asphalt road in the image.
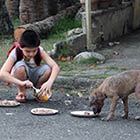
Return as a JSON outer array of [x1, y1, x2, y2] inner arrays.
[[0, 85, 140, 140]]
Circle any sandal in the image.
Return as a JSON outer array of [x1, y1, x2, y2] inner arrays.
[[15, 93, 27, 103]]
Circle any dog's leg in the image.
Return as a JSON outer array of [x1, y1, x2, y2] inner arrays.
[[121, 97, 128, 119], [135, 84, 140, 105], [106, 95, 119, 121]]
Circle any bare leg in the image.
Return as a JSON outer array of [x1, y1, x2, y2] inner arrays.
[[106, 95, 119, 121], [36, 69, 51, 88], [121, 97, 128, 119], [13, 66, 27, 102]]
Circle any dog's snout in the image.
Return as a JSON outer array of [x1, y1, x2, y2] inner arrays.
[[92, 106, 98, 114]]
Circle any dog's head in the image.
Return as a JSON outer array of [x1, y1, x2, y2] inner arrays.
[[89, 90, 106, 114]]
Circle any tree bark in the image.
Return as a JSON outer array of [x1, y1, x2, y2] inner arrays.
[[19, 0, 58, 24], [6, 0, 20, 18], [18, 3, 81, 37], [19, 0, 40, 24], [0, 0, 13, 35]]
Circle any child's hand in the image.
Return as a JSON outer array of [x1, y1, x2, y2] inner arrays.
[[41, 88, 52, 98], [40, 82, 52, 96], [21, 80, 33, 87]]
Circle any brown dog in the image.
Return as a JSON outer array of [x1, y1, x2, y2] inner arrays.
[[89, 70, 140, 120]]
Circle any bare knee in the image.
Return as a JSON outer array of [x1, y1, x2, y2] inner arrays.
[[37, 69, 51, 88], [135, 84, 140, 101], [14, 66, 27, 80], [135, 92, 140, 102], [42, 68, 51, 79], [15, 66, 26, 75]]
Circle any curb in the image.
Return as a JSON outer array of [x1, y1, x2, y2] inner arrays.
[[54, 76, 104, 91]]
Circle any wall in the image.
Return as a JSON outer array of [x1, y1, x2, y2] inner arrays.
[[82, 1, 140, 48]]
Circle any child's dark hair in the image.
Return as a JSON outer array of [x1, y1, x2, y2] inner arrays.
[[19, 30, 40, 48]]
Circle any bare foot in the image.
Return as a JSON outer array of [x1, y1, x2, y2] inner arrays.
[[15, 93, 26, 102]]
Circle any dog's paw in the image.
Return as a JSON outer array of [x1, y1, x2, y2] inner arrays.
[[135, 116, 140, 120], [101, 117, 108, 121], [121, 114, 128, 119], [103, 113, 115, 121], [101, 117, 113, 121], [135, 102, 140, 107]]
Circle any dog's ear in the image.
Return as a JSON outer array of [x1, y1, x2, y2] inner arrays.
[[90, 90, 106, 100], [95, 91, 106, 100]]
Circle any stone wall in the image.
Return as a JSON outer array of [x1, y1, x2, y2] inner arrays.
[[133, 0, 140, 29], [81, 1, 140, 48]]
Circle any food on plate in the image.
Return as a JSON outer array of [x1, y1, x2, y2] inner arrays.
[[70, 111, 95, 117], [32, 108, 53, 114], [0, 100, 20, 107], [84, 111, 91, 116], [31, 108, 58, 115]]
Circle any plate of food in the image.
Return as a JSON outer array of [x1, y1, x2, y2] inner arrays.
[[0, 100, 20, 107], [70, 110, 95, 118], [31, 108, 59, 116]]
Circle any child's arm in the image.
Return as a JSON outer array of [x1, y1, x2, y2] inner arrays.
[[0, 57, 33, 87], [40, 50, 60, 93]]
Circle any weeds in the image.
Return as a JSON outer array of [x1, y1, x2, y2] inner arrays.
[[50, 17, 82, 35]]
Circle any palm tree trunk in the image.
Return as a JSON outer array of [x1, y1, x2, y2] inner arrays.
[[0, 0, 13, 35], [19, 0, 57, 24], [6, 0, 20, 18]]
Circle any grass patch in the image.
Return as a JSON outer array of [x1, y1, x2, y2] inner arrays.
[[58, 61, 79, 71], [90, 74, 110, 79], [77, 57, 98, 65], [50, 17, 82, 35], [105, 66, 127, 71], [0, 37, 13, 67], [11, 18, 21, 28], [58, 57, 98, 71], [41, 34, 66, 51]]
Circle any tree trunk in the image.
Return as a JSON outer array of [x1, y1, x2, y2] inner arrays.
[[17, 3, 80, 37], [19, 0, 79, 24], [19, 0, 38, 24], [45, 0, 58, 16], [0, 0, 13, 35], [19, 0, 58, 24], [57, 0, 77, 11], [5, 0, 20, 18]]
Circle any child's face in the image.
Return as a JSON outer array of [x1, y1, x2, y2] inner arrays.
[[20, 47, 38, 59]]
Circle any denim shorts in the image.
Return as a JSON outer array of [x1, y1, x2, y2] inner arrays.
[[12, 61, 51, 86]]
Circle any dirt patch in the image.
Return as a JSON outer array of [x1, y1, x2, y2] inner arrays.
[[97, 30, 140, 69]]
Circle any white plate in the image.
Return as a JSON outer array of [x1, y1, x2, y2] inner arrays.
[[70, 111, 95, 117], [0, 100, 20, 107], [31, 108, 59, 115]]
